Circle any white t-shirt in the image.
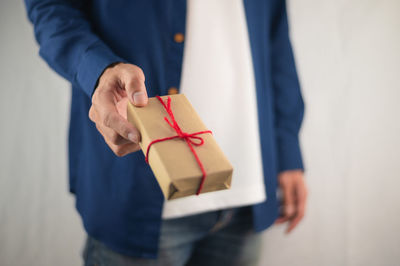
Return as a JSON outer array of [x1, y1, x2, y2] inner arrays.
[[162, 0, 266, 219]]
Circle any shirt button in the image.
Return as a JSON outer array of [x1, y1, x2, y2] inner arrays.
[[173, 33, 184, 43], [168, 87, 179, 95]]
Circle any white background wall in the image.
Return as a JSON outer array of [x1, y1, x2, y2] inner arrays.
[[0, 0, 399, 265]]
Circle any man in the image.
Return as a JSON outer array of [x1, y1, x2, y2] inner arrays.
[[25, 0, 307, 265]]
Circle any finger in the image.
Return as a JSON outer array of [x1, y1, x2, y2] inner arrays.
[[286, 185, 307, 233], [105, 140, 141, 157], [95, 90, 140, 143], [96, 123, 132, 146], [282, 181, 296, 220], [275, 217, 288, 224], [104, 112, 140, 143], [286, 201, 305, 233], [275, 212, 292, 224], [286, 207, 304, 233], [275, 179, 294, 224], [275, 203, 289, 224], [91, 106, 128, 145], [123, 67, 148, 106]]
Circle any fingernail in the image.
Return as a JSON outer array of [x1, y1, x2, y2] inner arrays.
[[128, 133, 137, 143], [133, 91, 145, 105]]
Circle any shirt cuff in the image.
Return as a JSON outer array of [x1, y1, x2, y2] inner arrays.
[[75, 41, 127, 98], [277, 135, 304, 173]]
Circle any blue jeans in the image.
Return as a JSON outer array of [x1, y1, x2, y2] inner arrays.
[[82, 206, 262, 266]]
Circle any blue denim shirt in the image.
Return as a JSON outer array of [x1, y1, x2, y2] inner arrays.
[[25, 0, 304, 258]]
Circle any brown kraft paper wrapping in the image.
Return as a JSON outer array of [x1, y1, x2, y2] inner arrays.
[[127, 94, 233, 200]]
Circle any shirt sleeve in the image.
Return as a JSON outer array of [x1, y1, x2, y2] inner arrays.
[[270, 0, 305, 172], [24, 0, 126, 98]]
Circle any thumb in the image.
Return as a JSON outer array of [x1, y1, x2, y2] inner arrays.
[[123, 66, 148, 107]]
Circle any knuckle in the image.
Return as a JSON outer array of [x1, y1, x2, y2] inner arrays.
[[92, 87, 104, 103], [88, 108, 95, 121], [91, 92, 98, 105], [281, 180, 290, 188], [128, 66, 145, 82], [129, 76, 143, 86], [103, 113, 114, 128], [279, 175, 289, 183], [135, 68, 145, 82]]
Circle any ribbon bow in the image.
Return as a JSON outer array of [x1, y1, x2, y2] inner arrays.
[[145, 95, 212, 195]]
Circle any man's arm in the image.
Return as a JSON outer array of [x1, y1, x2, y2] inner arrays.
[[270, 0, 308, 233], [270, 0, 304, 171], [24, 0, 125, 97], [25, 0, 148, 156]]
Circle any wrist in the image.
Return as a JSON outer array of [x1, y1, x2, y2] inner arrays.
[[93, 62, 124, 96]]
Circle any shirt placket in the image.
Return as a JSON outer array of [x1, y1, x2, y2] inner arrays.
[[164, 0, 187, 96]]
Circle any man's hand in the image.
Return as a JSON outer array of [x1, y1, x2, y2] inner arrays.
[[275, 169, 308, 233], [89, 63, 148, 157]]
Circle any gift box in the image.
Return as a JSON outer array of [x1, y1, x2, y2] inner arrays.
[[127, 94, 233, 200]]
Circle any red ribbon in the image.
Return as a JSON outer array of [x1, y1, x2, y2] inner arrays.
[[145, 95, 212, 195]]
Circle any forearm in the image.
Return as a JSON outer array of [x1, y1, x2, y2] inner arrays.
[[24, 0, 125, 97], [270, 0, 304, 172]]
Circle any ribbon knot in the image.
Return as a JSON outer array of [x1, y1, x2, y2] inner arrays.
[[145, 95, 212, 195]]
